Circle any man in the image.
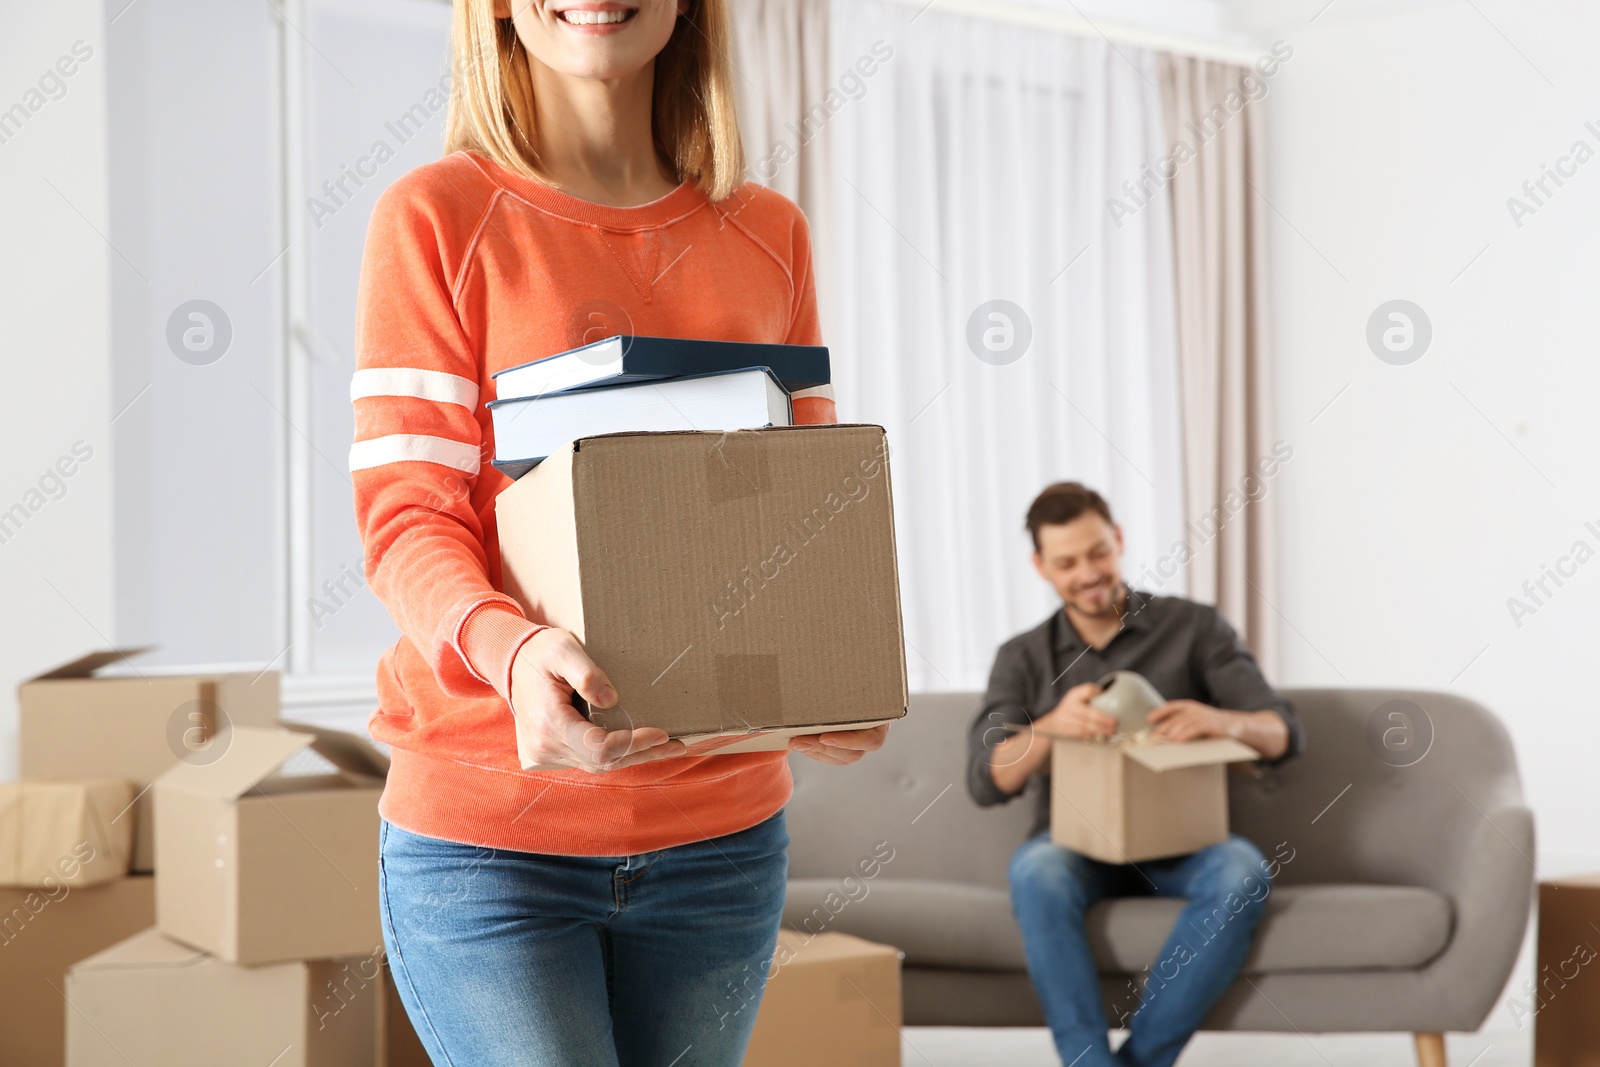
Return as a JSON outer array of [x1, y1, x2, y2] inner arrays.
[[967, 482, 1304, 1067]]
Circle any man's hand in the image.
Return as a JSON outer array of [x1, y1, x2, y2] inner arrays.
[[789, 724, 890, 766], [1145, 699, 1231, 741], [1148, 700, 1290, 759], [985, 682, 1108, 798], [1032, 682, 1115, 740], [508, 628, 688, 773]]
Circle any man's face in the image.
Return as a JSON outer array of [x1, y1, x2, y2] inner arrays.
[[1032, 513, 1125, 617]]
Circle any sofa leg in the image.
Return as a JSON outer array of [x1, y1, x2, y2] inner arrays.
[[1414, 1033, 1447, 1067]]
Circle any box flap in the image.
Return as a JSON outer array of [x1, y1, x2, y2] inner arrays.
[[71, 927, 208, 972], [1121, 737, 1260, 772], [27, 647, 156, 683], [280, 720, 390, 779], [155, 726, 313, 800]]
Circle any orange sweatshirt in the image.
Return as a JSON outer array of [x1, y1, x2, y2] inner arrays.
[[351, 151, 836, 857]]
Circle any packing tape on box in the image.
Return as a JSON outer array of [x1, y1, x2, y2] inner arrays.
[[706, 433, 771, 504]]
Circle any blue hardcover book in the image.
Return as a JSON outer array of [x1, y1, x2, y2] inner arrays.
[[491, 335, 829, 400]]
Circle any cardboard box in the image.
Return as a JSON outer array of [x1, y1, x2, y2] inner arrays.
[[0, 875, 154, 1067], [66, 927, 378, 1067], [1534, 875, 1600, 1066], [153, 724, 386, 965], [18, 648, 280, 871], [742, 930, 902, 1067], [496, 425, 907, 769], [1038, 728, 1259, 863], [0, 779, 134, 888]]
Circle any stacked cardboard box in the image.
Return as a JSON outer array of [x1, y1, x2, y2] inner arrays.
[[18, 647, 280, 871], [0, 877, 154, 1066], [63, 722, 412, 1065], [3, 647, 283, 1063], [7, 649, 428, 1065]]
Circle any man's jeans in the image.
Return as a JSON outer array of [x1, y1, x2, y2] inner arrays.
[[379, 810, 790, 1067], [1009, 832, 1272, 1067]]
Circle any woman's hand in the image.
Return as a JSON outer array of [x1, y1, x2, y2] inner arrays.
[[508, 628, 687, 773], [787, 724, 890, 766]]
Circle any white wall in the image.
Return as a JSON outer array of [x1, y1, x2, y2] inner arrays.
[[0, 0, 115, 779], [1259, 1, 1600, 872], [108, 0, 287, 672]]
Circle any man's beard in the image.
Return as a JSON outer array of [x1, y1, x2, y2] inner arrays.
[[1066, 578, 1126, 619]]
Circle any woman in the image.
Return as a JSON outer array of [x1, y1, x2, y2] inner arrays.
[[351, 1, 888, 1063]]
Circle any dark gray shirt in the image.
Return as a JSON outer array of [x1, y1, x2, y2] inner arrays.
[[966, 588, 1304, 840]]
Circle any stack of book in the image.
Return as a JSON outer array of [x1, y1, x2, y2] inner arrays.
[[488, 335, 831, 479]]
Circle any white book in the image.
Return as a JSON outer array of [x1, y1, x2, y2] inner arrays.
[[488, 367, 792, 478]]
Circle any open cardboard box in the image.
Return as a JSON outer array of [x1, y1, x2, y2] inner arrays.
[[153, 724, 386, 965], [1022, 724, 1260, 863], [496, 425, 908, 771], [17, 647, 280, 871], [66, 927, 378, 1067]]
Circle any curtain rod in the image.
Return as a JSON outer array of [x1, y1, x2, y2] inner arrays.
[[875, 0, 1268, 66]]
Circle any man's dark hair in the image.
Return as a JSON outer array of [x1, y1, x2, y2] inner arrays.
[[1025, 482, 1115, 552]]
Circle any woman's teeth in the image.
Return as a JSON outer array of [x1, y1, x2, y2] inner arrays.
[[560, 9, 631, 24]]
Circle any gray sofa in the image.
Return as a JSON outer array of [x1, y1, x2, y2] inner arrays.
[[781, 689, 1533, 1066]]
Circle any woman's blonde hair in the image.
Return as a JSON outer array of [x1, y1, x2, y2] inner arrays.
[[444, 0, 747, 201]]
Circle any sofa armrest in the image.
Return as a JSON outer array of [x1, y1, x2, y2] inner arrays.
[[1421, 799, 1535, 1028]]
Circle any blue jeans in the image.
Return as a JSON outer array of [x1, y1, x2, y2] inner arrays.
[[1008, 833, 1271, 1067], [378, 810, 790, 1067]]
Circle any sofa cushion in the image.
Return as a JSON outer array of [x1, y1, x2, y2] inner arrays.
[[785, 878, 1024, 971], [783, 878, 1453, 974]]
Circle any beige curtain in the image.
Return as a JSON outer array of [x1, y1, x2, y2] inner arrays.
[[728, 0, 836, 342], [1159, 55, 1278, 676]]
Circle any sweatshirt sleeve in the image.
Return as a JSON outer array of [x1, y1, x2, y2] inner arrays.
[[350, 180, 531, 700], [782, 203, 837, 427]]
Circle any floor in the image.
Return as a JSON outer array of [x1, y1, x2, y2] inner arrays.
[[901, 1026, 1522, 1066], [899, 929, 1533, 1066]]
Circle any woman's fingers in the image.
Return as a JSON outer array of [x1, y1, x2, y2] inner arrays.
[[536, 628, 618, 709], [515, 629, 890, 772], [813, 724, 890, 751], [788, 724, 890, 764], [597, 736, 689, 772]]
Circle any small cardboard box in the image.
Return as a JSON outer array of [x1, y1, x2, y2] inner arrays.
[[1533, 875, 1600, 1066], [66, 927, 378, 1067], [496, 426, 908, 769], [742, 930, 902, 1067], [0, 875, 154, 1067], [153, 724, 387, 965], [18, 648, 280, 872], [0, 779, 134, 888], [1036, 728, 1260, 863]]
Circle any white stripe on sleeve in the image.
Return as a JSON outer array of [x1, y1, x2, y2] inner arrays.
[[790, 383, 836, 401], [349, 434, 481, 474], [351, 368, 479, 409]]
